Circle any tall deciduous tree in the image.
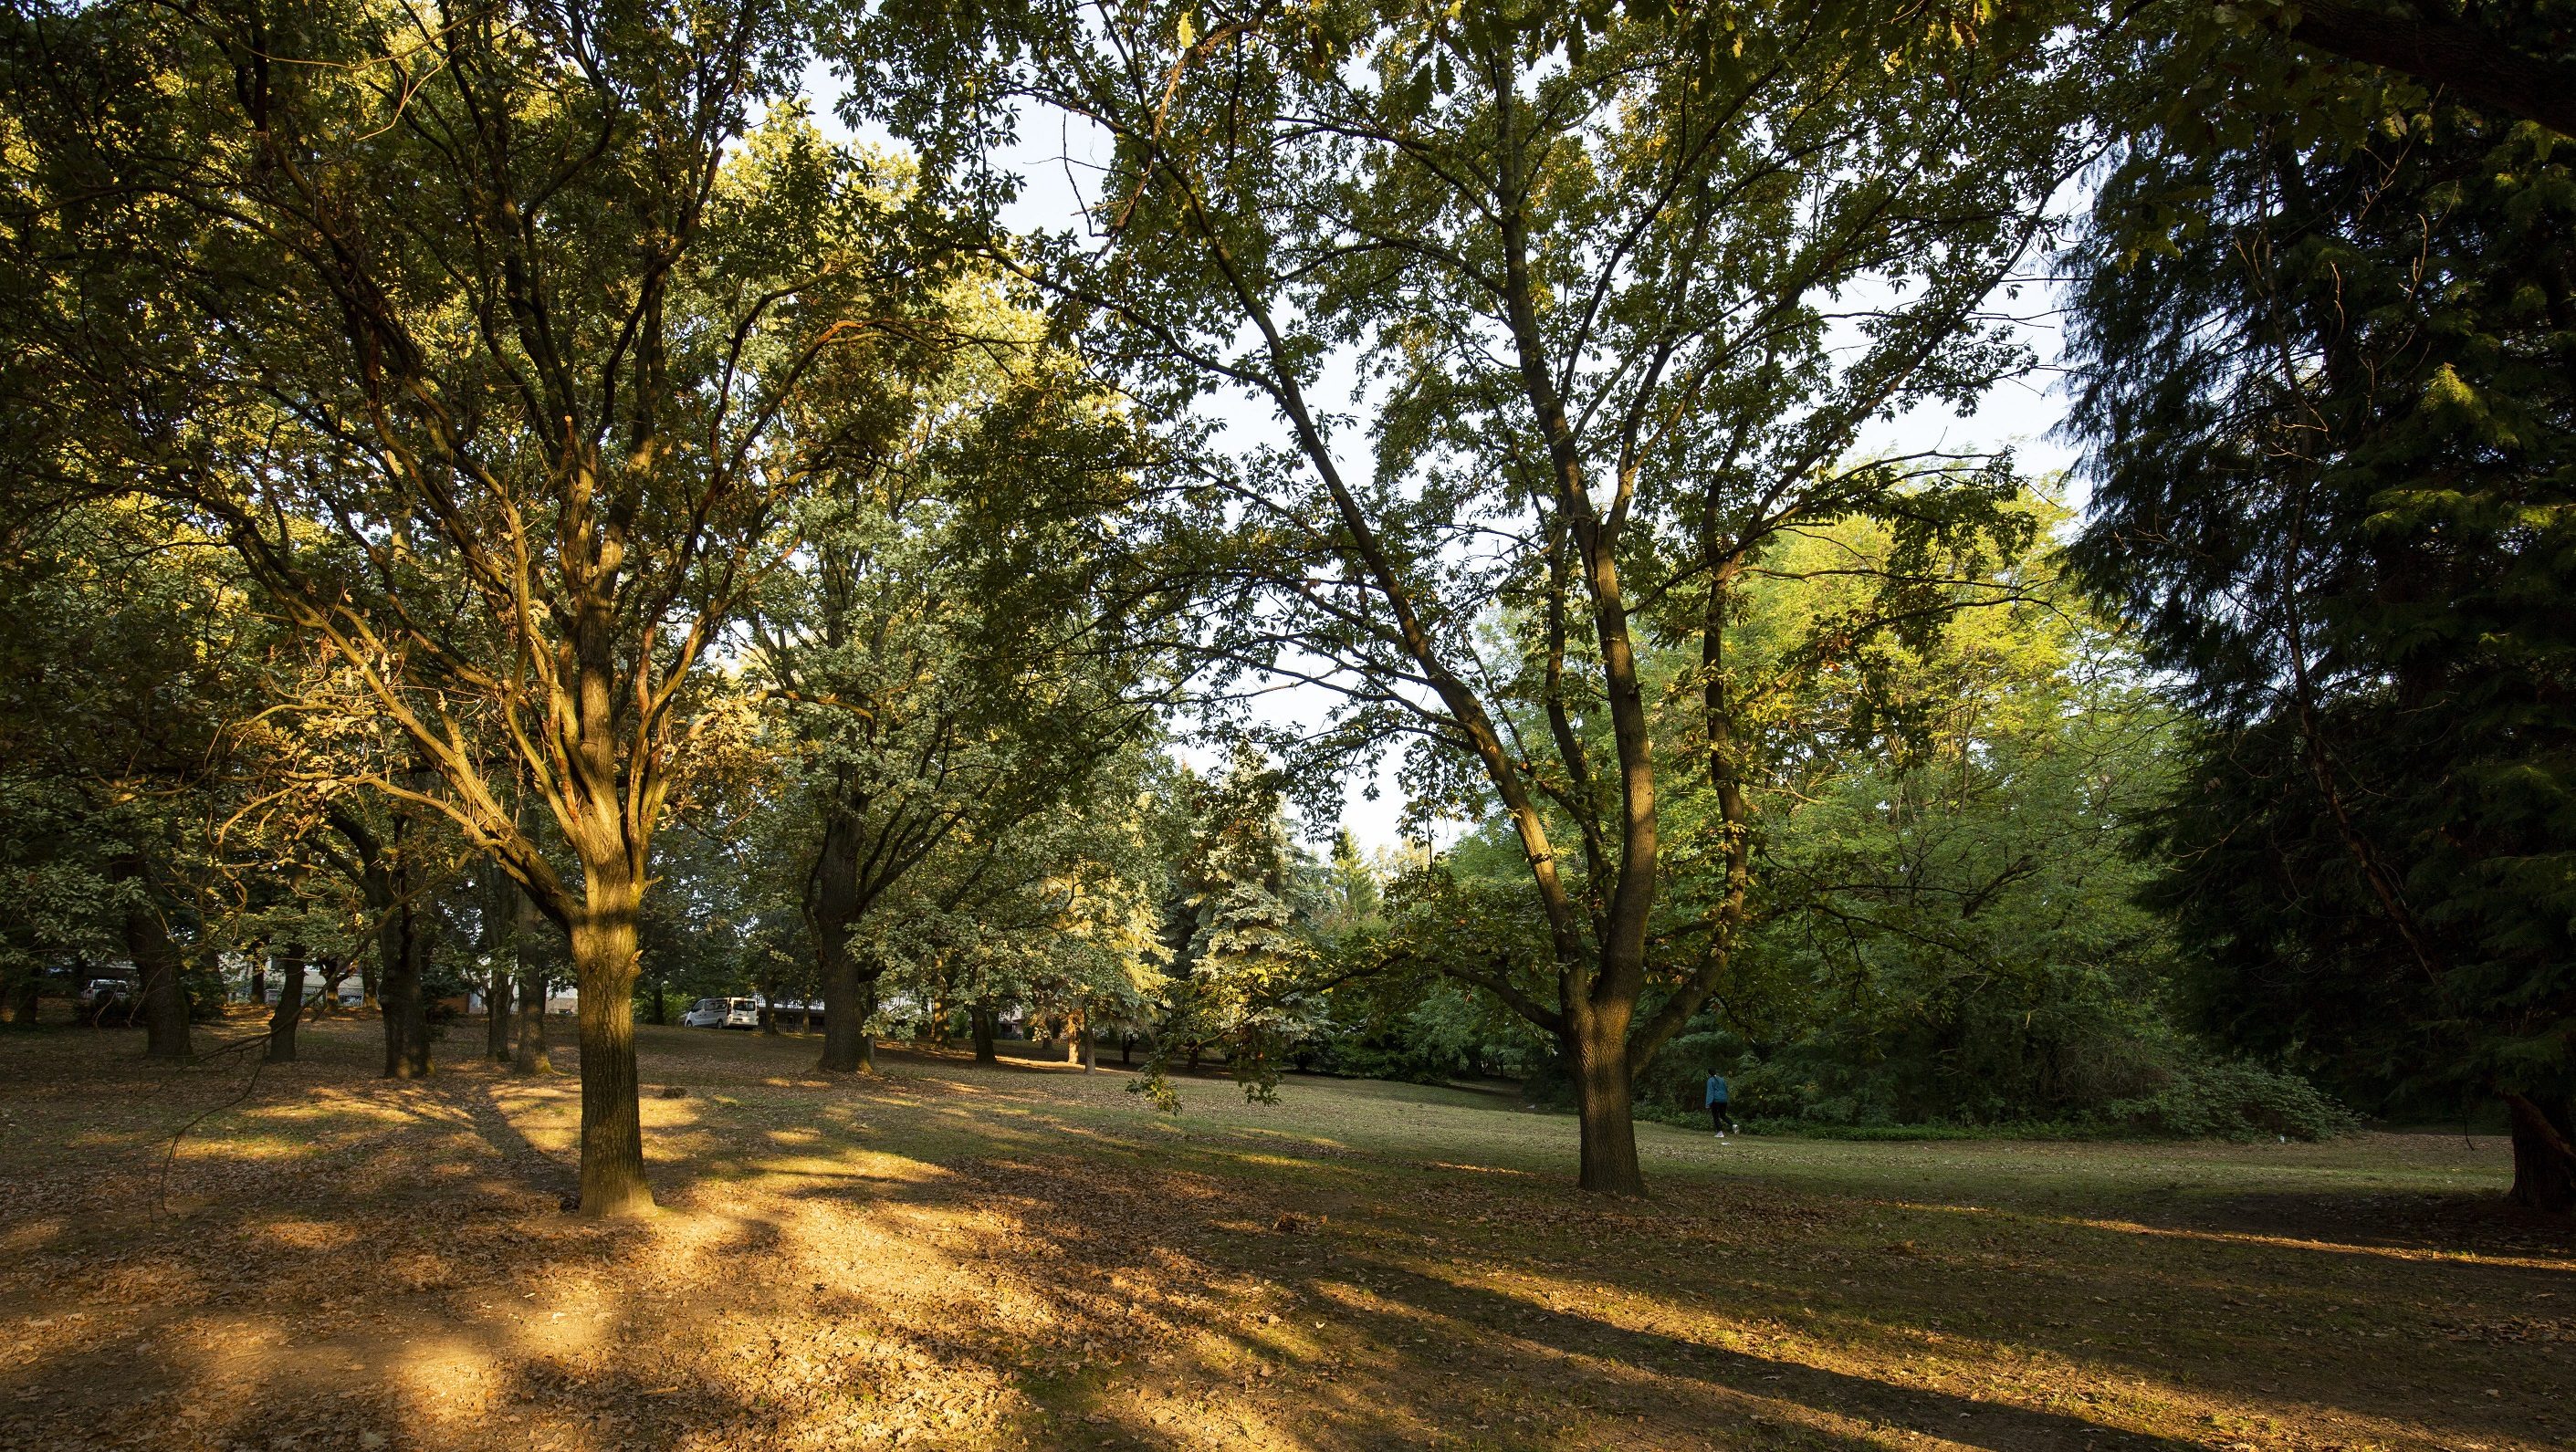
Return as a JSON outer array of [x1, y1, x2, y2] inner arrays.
[[4, 0, 951, 1211], [956, 0, 2102, 1191], [753, 287, 1169, 1073]]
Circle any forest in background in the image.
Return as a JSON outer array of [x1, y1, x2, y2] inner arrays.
[[0, 0, 2569, 1215]]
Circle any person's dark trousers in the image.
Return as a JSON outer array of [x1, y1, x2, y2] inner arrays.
[[1709, 1102, 1733, 1133]]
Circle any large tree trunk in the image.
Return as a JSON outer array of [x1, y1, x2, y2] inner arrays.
[[513, 966, 552, 1072], [2505, 1092, 2576, 1215], [336, 804, 432, 1080], [568, 864, 651, 1217], [969, 1003, 999, 1065], [811, 813, 883, 1073], [1566, 1004, 1643, 1196], [1076, 1005, 1094, 1071], [378, 904, 430, 1081], [120, 868, 192, 1060], [267, 950, 307, 1063]]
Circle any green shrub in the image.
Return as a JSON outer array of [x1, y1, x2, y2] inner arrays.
[[2096, 1060, 2361, 1141]]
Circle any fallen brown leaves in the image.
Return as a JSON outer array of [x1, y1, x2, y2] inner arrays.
[[0, 1018, 2567, 1452]]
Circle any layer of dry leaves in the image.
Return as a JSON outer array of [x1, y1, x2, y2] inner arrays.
[[0, 1012, 2569, 1452]]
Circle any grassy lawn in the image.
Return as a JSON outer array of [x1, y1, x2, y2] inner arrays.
[[0, 1016, 2567, 1452]]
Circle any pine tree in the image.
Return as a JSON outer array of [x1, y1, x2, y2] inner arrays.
[[2067, 31, 2576, 1209]]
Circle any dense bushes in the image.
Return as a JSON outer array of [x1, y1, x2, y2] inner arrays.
[[1621, 1033, 2356, 1142]]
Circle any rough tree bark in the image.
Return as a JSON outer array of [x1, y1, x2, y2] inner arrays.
[[512, 875, 553, 1075], [486, 967, 513, 1061], [810, 809, 883, 1074], [267, 947, 307, 1063], [119, 862, 191, 1060], [329, 804, 431, 1080], [568, 862, 651, 1217], [969, 1003, 999, 1065]]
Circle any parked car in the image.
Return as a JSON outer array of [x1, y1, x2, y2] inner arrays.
[[681, 997, 759, 1029], [78, 979, 135, 1017]]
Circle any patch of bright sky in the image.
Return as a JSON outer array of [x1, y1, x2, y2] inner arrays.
[[795, 68, 2081, 855]]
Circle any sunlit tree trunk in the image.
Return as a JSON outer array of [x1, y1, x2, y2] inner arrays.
[[567, 861, 651, 1217]]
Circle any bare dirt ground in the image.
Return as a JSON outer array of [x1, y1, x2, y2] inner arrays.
[[0, 1014, 2567, 1452]]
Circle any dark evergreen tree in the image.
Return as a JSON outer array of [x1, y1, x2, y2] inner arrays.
[[2068, 24, 2576, 1209]]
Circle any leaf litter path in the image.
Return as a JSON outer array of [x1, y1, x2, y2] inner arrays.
[[0, 1017, 2567, 1452]]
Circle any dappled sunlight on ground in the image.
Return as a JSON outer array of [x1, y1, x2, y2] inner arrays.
[[0, 1016, 2567, 1450]]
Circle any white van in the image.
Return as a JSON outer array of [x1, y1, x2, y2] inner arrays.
[[681, 997, 759, 1029]]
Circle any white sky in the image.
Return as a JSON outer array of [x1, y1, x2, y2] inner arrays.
[[803, 74, 2081, 854]]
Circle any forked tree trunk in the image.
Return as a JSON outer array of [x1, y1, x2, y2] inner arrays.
[[267, 953, 307, 1063], [338, 804, 432, 1080], [969, 1003, 999, 1065], [2505, 1092, 2576, 1215]]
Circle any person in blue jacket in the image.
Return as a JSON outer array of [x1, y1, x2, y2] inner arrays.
[[1705, 1071, 1734, 1137]]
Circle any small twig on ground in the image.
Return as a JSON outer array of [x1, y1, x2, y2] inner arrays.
[[156, 1031, 279, 1221]]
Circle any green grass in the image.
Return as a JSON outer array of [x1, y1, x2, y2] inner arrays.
[[0, 1014, 2567, 1452]]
